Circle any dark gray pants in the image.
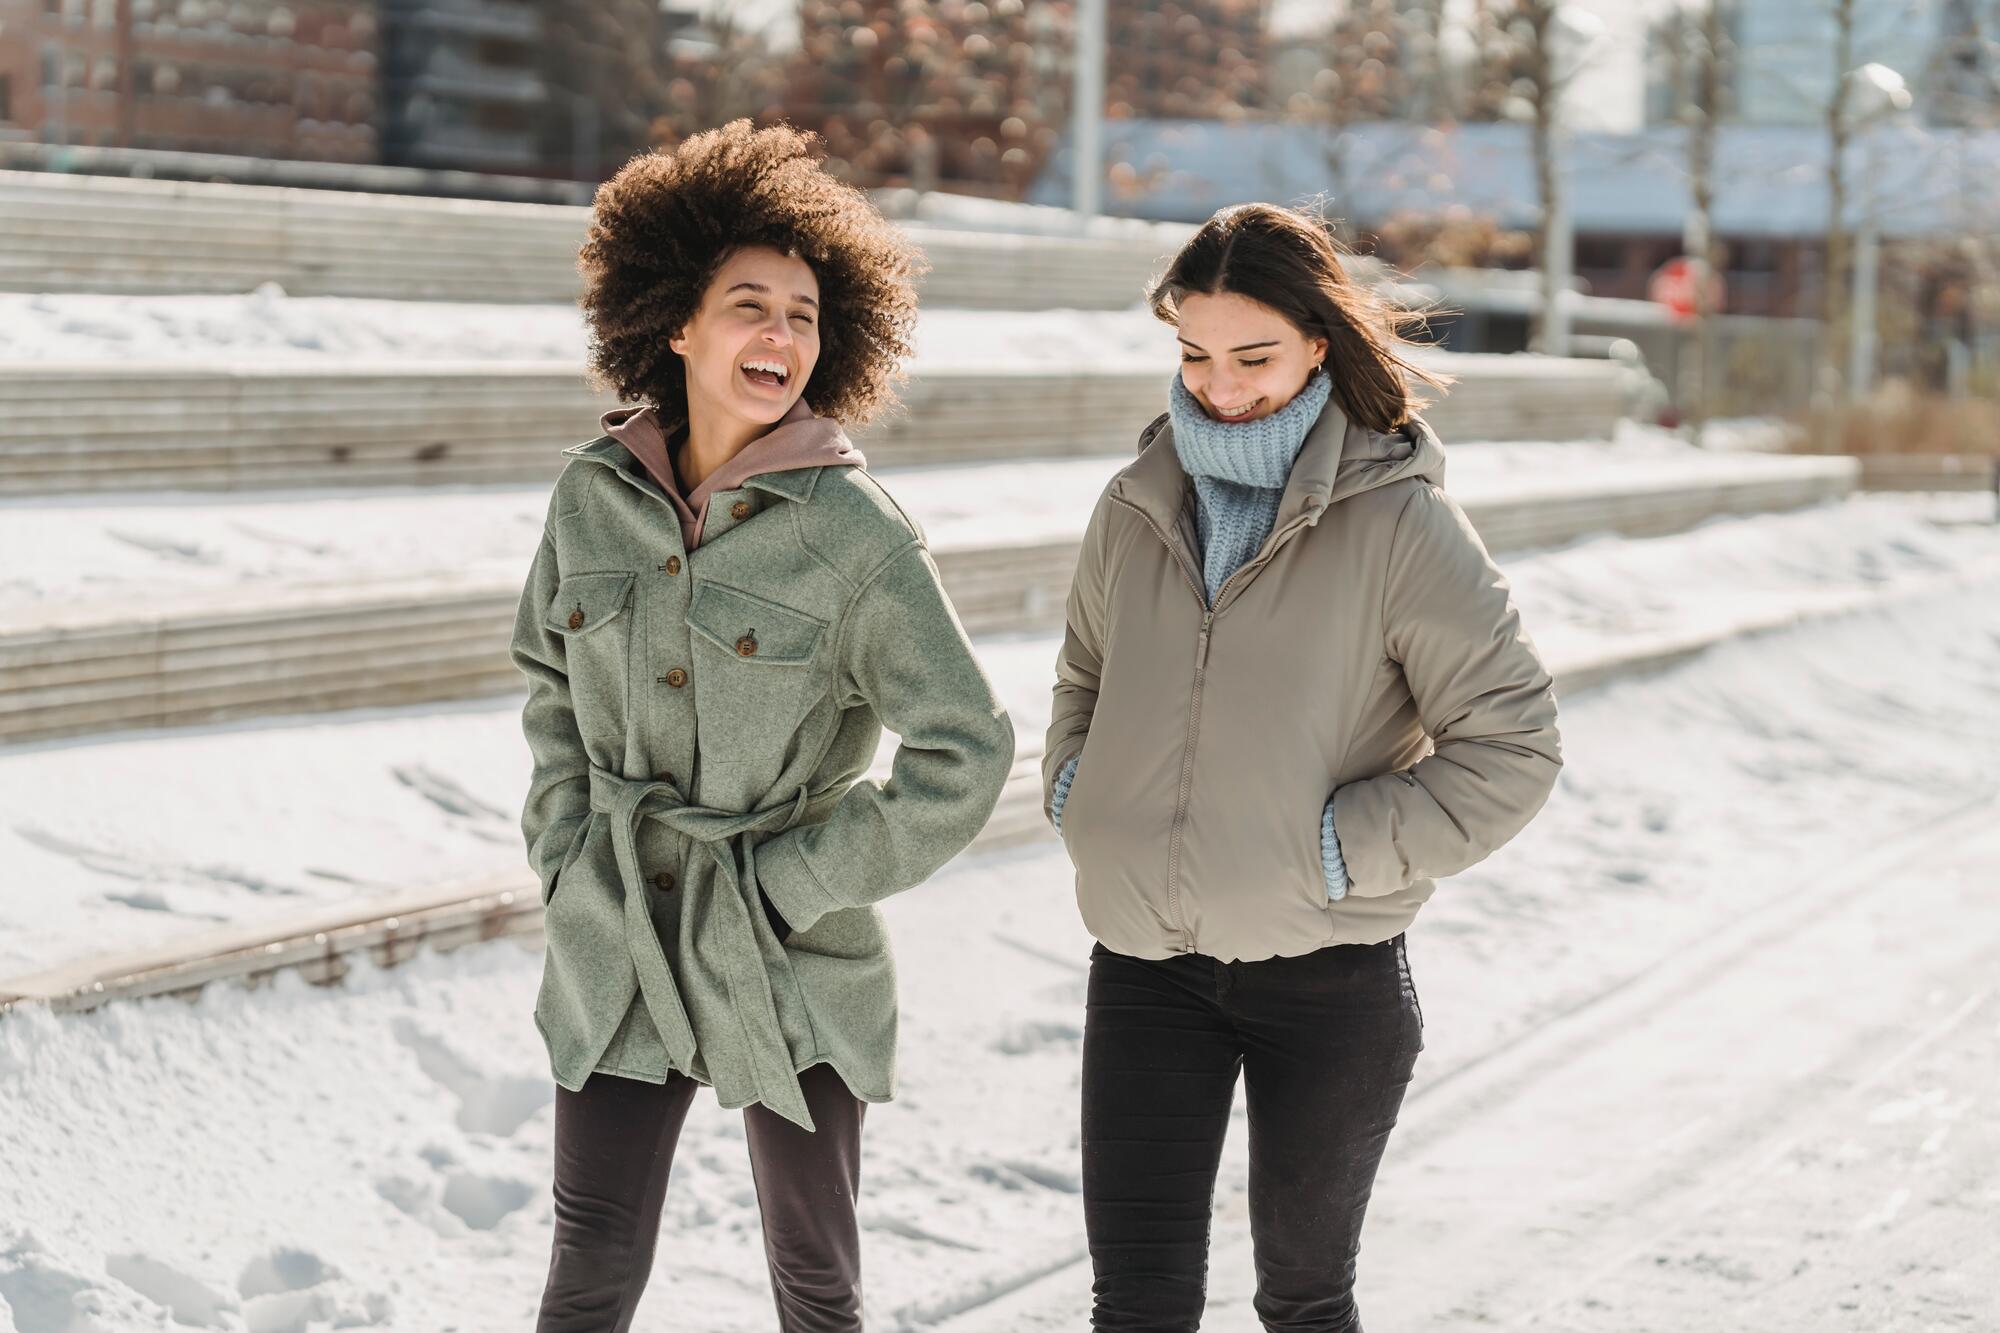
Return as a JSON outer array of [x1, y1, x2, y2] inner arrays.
[[536, 1063, 865, 1332], [1082, 936, 1424, 1332]]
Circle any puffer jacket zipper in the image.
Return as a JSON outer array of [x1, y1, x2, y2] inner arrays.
[[1111, 496, 1206, 947], [1109, 493, 1324, 949]]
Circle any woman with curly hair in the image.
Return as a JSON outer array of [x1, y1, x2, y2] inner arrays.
[[512, 119, 1015, 1331], [1044, 202, 1563, 1331]]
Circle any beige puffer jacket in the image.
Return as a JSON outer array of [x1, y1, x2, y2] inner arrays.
[[1043, 399, 1562, 963]]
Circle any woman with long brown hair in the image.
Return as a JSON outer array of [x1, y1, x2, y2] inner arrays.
[[1044, 201, 1563, 1331]]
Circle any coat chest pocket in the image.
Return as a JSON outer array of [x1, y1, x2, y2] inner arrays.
[[685, 579, 827, 758], [546, 571, 636, 742]]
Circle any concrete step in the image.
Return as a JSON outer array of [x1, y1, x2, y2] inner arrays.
[[0, 355, 1636, 496], [0, 452, 1857, 745], [10, 549, 1970, 1020], [1854, 453, 1998, 493], [0, 169, 1172, 309]]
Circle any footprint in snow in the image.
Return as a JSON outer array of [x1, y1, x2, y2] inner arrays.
[[391, 1017, 551, 1137], [105, 1253, 237, 1328]]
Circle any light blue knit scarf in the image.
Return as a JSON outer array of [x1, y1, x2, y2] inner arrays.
[[1167, 366, 1334, 604]]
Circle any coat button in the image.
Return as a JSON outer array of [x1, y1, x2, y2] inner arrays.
[[735, 630, 758, 657], [567, 605, 585, 630], [664, 668, 688, 688], [660, 556, 681, 576], [730, 500, 751, 520], [654, 871, 676, 893], [654, 770, 675, 785]]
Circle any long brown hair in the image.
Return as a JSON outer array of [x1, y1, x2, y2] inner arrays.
[[1146, 201, 1450, 433]]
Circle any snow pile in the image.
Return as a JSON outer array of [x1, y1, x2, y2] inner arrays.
[[2, 493, 1995, 982], [0, 288, 1177, 372], [4, 565, 1999, 1330], [0, 433, 1881, 624]]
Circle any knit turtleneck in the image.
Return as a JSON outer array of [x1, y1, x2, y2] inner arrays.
[[1167, 366, 1334, 603]]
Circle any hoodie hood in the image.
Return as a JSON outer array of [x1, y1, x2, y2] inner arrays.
[[597, 395, 865, 550]]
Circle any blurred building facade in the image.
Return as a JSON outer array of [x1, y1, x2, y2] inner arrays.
[[1645, 0, 2000, 131], [376, 0, 544, 173], [0, 0, 378, 159]]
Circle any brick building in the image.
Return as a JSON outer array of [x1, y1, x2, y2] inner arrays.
[[0, 0, 378, 160]]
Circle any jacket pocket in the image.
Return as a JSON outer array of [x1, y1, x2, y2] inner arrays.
[[546, 811, 596, 906], [546, 571, 636, 743], [1056, 743, 1090, 851], [685, 579, 828, 764]]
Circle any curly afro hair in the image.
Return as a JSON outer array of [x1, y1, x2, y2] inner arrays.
[[578, 119, 926, 430]]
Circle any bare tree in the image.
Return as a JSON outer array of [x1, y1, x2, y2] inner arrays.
[[647, 4, 788, 150], [1819, 0, 1858, 415], [1306, 1, 1424, 242], [1524, 2, 1564, 353], [1403, 0, 1451, 122], [1679, 0, 1729, 443], [1926, 1, 2000, 401], [1465, 1, 1589, 353]]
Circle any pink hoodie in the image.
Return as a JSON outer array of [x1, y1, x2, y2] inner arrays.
[[598, 396, 867, 550]]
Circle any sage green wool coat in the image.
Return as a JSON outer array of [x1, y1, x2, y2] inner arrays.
[[510, 430, 1015, 1130]]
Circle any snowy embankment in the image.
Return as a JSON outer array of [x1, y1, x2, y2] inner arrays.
[[0, 428, 1857, 625], [4, 534, 1998, 1332], [0, 288, 1170, 373], [1, 491, 1994, 985]]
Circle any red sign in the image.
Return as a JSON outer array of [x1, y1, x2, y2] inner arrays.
[[1649, 256, 1724, 322]]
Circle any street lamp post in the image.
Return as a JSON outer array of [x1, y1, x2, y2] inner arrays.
[[1071, 0, 1104, 220], [1531, 4, 1603, 358], [1844, 62, 1911, 401]]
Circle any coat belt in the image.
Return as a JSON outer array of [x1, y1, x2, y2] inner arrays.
[[587, 764, 844, 1130]]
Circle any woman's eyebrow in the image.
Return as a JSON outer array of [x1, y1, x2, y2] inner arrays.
[[726, 281, 819, 309], [1176, 336, 1281, 352]]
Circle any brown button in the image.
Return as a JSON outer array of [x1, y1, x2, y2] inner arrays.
[[735, 630, 758, 657], [653, 770, 675, 785], [566, 605, 585, 630], [654, 871, 676, 893], [661, 556, 681, 576], [664, 668, 687, 688], [730, 500, 751, 520]]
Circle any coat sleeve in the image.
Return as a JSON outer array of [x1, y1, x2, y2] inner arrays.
[[755, 540, 1016, 933], [510, 528, 595, 904], [1330, 484, 1563, 897], [1043, 491, 1113, 826]]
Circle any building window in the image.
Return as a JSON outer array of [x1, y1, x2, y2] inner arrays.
[[0, 76, 11, 122]]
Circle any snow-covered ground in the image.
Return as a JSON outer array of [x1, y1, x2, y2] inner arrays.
[[4, 550, 1997, 1332], [0, 429, 1861, 625], [2, 492, 1996, 984], [0, 288, 1171, 372]]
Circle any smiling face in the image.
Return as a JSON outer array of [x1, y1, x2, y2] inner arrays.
[[1174, 290, 1328, 424], [667, 245, 822, 431]]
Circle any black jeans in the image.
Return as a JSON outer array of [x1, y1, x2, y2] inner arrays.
[[536, 1063, 866, 1332], [1081, 936, 1424, 1333]]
